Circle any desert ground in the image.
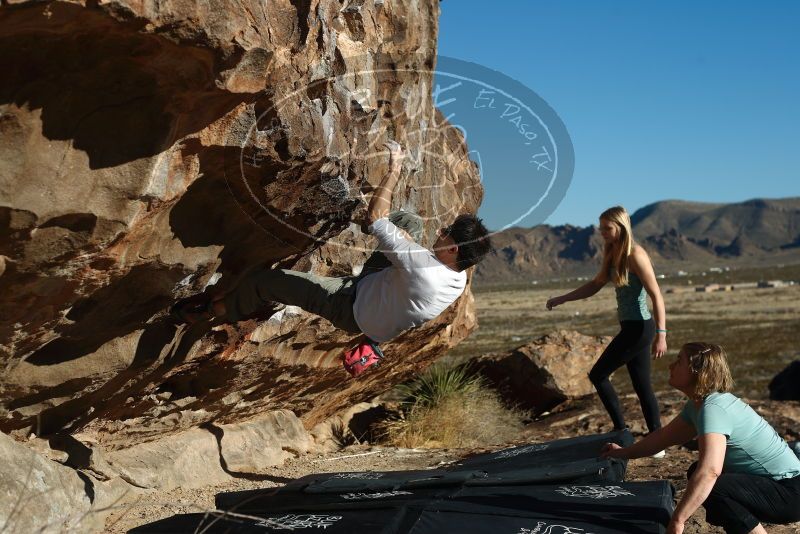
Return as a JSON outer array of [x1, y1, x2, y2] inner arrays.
[[105, 266, 800, 533], [450, 264, 800, 397], [104, 391, 800, 533]]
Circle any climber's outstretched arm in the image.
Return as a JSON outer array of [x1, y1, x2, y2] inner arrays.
[[366, 142, 404, 225]]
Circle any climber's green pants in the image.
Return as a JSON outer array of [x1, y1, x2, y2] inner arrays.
[[222, 211, 424, 332], [223, 269, 362, 332]]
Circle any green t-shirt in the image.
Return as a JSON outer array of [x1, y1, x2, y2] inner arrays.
[[680, 392, 800, 480]]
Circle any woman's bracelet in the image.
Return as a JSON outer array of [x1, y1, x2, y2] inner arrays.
[[656, 329, 667, 333]]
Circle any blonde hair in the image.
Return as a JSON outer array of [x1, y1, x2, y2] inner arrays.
[[599, 206, 634, 287], [683, 342, 735, 398]]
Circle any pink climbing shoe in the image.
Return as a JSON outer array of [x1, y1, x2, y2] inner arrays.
[[342, 339, 384, 377]]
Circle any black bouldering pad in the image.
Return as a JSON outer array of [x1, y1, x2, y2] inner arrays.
[[216, 486, 451, 516], [136, 482, 674, 533], [214, 470, 483, 512], [451, 429, 633, 472], [451, 481, 675, 527], [301, 468, 486, 494], [128, 507, 420, 533], [134, 432, 673, 534], [464, 457, 626, 487]]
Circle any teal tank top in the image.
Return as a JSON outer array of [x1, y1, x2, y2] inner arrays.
[[614, 270, 651, 321]]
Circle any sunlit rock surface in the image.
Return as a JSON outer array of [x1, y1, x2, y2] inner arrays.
[[472, 330, 613, 415], [0, 0, 482, 456]]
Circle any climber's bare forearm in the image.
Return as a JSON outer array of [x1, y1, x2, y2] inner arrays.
[[367, 170, 401, 224], [367, 143, 404, 225]]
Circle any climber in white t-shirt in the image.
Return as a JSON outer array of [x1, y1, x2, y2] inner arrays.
[[171, 143, 491, 370]]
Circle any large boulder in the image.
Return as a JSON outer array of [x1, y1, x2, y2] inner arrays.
[[0, 0, 481, 462], [0, 431, 98, 533], [472, 330, 612, 415], [99, 409, 311, 491], [217, 409, 314, 474]]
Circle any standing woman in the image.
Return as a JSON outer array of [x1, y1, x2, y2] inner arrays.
[[546, 206, 667, 435]]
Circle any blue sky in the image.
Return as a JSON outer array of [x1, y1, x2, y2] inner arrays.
[[437, 1, 800, 229]]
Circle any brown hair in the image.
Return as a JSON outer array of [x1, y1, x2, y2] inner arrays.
[[683, 342, 735, 398], [599, 206, 634, 287]]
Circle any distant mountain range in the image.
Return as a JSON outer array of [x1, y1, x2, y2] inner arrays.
[[474, 197, 800, 285]]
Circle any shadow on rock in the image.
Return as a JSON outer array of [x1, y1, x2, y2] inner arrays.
[[24, 264, 186, 366], [3, 317, 215, 436], [0, 3, 254, 169]]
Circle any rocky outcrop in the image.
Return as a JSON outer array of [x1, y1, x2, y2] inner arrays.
[[1, 410, 314, 531], [473, 197, 800, 285], [0, 431, 100, 533], [471, 330, 612, 415], [1, 0, 481, 464], [311, 399, 398, 451], [473, 224, 602, 284], [103, 410, 312, 490]]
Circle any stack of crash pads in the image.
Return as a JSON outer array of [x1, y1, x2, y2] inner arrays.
[[131, 430, 676, 533]]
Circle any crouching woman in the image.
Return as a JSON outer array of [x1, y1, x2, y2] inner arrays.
[[601, 342, 800, 534]]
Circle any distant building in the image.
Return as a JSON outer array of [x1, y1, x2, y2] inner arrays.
[[696, 284, 720, 293], [758, 280, 789, 288], [733, 282, 759, 290]]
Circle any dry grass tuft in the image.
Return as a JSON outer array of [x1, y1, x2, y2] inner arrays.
[[379, 365, 524, 449]]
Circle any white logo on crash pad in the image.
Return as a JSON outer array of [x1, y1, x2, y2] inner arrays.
[[331, 472, 384, 479], [555, 485, 634, 499], [496, 443, 549, 459], [255, 514, 342, 530], [341, 490, 413, 500], [519, 521, 598, 534]]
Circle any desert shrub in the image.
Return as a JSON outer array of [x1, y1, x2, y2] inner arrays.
[[380, 364, 524, 448], [396, 363, 483, 408]]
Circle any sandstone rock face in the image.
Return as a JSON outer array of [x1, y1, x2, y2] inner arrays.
[[0, 0, 481, 465], [103, 411, 312, 491], [104, 427, 233, 490], [310, 399, 397, 451], [472, 331, 612, 415], [0, 431, 98, 533], [217, 409, 313, 474], [2, 411, 313, 534]]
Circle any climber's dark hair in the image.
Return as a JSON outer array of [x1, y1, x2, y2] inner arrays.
[[445, 214, 492, 271]]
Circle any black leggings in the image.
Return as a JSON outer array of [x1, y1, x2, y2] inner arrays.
[[687, 462, 800, 533], [588, 319, 661, 432]]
